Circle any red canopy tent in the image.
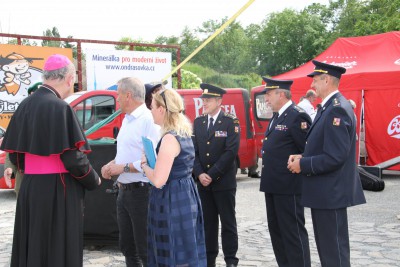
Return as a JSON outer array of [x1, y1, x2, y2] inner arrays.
[[273, 31, 400, 169]]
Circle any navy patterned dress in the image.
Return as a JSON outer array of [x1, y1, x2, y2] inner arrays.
[[147, 132, 207, 267]]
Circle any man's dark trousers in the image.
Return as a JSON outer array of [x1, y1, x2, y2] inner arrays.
[[311, 208, 350, 267], [117, 186, 150, 267], [265, 193, 311, 267], [200, 189, 239, 267]]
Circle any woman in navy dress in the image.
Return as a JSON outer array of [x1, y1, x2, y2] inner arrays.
[[141, 89, 206, 267]]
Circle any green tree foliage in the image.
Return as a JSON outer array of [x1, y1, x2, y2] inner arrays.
[[193, 19, 257, 74], [154, 35, 179, 62], [303, 3, 334, 28], [38, 0, 395, 90], [329, 0, 366, 39], [41, 27, 77, 59], [182, 63, 261, 90], [331, 0, 400, 37], [358, 0, 400, 34], [177, 69, 202, 89], [179, 26, 201, 60], [42, 27, 62, 47], [115, 37, 158, 51], [255, 9, 328, 76], [63, 35, 78, 58], [175, 0, 398, 80], [6, 39, 37, 46], [191, 19, 224, 71], [245, 23, 262, 69], [325, 0, 400, 42]]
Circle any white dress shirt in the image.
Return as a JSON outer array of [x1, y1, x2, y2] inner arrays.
[[297, 98, 316, 121], [269, 101, 292, 130], [116, 103, 160, 183], [321, 90, 339, 107], [208, 109, 221, 127], [277, 100, 293, 117]]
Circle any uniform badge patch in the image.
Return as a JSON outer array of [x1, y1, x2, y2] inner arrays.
[[275, 124, 288, 131], [215, 131, 228, 137], [333, 98, 340, 106], [333, 118, 341, 126], [301, 122, 308, 129]]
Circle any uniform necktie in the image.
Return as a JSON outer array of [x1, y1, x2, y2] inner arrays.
[[315, 104, 323, 120], [269, 112, 278, 131], [208, 117, 214, 135]]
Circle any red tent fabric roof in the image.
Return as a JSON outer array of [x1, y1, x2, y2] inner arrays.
[[270, 32, 400, 169], [273, 31, 400, 93]]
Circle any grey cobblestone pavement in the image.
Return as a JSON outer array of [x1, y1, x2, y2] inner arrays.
[[1, 172, 400, 267]]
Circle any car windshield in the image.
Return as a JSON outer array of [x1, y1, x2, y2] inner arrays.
[[64, 92, 86, 104]]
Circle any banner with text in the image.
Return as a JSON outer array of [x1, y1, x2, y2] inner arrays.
[[0, 44, 72, 131], [85, 49, 172, 91], [364, 89, 400, 170]]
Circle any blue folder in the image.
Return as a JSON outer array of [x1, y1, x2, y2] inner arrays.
[[142, 136, 157, 168]]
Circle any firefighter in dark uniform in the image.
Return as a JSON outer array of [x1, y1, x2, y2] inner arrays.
[[288, 60, 366, 267], [192, 83, 240, 267], [260, 77, 312, 267]]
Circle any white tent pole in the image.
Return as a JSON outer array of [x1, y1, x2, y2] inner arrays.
[[359, 89, 365, 165]]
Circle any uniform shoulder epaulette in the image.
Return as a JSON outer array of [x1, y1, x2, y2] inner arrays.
[[293, 105, 305, 113], [333, 98, 341, 107], [223, 112, 239, 124], [195, 114, 207, 121], [223, 112, 237, 120]]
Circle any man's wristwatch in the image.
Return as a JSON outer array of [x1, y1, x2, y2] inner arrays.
[[123, 163, 130, 173]]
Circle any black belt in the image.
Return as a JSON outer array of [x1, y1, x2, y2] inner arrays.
[[118, 182, 150, 190]]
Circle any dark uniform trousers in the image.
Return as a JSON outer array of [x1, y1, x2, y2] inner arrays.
[[199, 189, 238, 267], [265, 193, 311, 267], [311, 208, 350, 267], [193, 111, 241, 267]]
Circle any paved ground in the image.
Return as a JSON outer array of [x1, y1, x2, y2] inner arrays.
[[1, 171, 400, 267]]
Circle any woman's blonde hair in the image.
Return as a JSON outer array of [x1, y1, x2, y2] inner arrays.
[[153, 89, 192, 137]]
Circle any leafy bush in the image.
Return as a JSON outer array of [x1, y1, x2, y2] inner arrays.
[[173, 63, 262, 91]]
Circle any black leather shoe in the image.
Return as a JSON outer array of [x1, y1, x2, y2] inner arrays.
[[226, 264, 238, 267], [248, 171, 261, 178]]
